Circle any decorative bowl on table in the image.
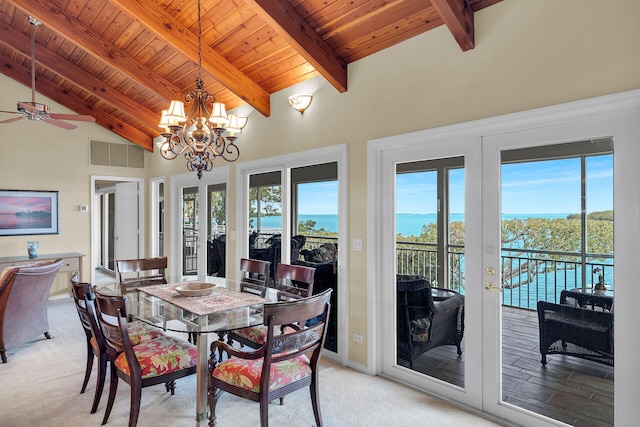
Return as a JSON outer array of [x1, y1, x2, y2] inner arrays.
[[175, 282, 216, 297]]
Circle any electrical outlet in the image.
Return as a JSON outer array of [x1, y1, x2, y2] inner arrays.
[[352, 333, 363, 343]]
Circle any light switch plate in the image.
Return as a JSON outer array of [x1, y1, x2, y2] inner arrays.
[[352, 238, 363, 251]]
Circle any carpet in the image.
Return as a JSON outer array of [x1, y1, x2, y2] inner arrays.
[[0, 298, 501, 427]]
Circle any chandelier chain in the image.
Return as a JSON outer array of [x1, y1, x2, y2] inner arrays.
[[197, 0, 202, 83]]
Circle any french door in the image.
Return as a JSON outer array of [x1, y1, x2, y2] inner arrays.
[[170, 168, 228, 281], [372, 91, 640, 426]]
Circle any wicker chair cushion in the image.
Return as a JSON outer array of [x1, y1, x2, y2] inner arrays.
[[127, 321, 165, 346], [410, 317, 432, 342], [213, 354, 311, 392], [115, 335, 197, 379]]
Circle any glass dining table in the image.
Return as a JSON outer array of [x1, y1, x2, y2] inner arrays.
[[100, 278, 268, 422]]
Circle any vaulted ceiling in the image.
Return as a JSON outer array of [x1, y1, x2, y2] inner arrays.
[[0, 0, 501, 151]]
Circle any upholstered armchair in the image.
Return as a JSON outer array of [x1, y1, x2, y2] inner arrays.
[[0, 259, 64, 362]]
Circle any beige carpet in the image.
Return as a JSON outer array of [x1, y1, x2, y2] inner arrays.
[[0, 298, 502, 427]]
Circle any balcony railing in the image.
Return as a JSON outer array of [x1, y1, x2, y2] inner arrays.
[[396, 240, 614, 310]]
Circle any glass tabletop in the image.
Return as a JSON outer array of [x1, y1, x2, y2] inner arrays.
[[138, 283, 266, 333], [99, 280, 267, 334]]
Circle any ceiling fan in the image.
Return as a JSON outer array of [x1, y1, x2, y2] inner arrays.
[[0, 16, 95, 130]]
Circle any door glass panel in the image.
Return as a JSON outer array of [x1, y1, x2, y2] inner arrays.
[[500, 140, 614, 426], [182, 186, 198, 276], [292, 162, 339, 352], [248, 171, 282, 284], [395, 157, 465, 387], [207, 183, 226, 278]]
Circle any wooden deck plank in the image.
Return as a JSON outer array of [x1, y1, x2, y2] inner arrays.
[[402, 306, 613, 426]]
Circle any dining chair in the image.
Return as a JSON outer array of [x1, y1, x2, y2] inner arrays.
[[239, 258, 271, 296], [71, 281, 166, 414], [94, 292, 197, 427], [208, 289, 332, 427], [115, 257, 168, 295], [227, 263, 315, 349]]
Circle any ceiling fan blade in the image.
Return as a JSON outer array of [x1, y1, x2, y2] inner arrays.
[[0, 116, 25, 124], [0, 110, 21, 115], [49, 113, 96, 123], [44, 118, 77, 130], [18, 102, 39, 114]]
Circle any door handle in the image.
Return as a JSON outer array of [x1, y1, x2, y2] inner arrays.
[[485, 281, 503, 292]]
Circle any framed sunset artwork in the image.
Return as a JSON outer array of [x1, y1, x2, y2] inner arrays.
[[0, 190, 59, 236]]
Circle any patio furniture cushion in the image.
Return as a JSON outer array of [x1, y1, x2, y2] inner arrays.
[[115, 335, 197, 379], [212, 354, 311, 392], [410, 317, 432, 342]]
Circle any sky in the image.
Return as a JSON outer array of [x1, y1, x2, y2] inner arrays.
[[297, 181, 339, 215], [0, 196, 52, 215], [395, 155, 613, 215], [288, 154, 613, 216]]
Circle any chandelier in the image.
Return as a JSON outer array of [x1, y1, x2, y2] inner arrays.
[[157, 0, 246, 179]]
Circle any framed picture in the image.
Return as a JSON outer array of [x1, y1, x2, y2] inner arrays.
[[0, 190, 59, 236]]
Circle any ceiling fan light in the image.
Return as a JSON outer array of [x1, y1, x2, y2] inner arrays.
[[209, 102, 228, 127]]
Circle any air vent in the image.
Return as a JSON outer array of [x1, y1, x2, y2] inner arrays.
[[90, 141, 144, 168]]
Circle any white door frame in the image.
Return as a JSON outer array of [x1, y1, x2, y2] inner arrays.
[[170, 168, 229, 281], [90, 175, 145, 284], [368, 89, 640, 425], [149, 176, 165, 258], [236, 144, 349, 365]]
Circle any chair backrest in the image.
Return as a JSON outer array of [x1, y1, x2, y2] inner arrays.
[[0, 259, 64, 351], [240, 258, 271, 286], [93, 292, 134, 364], [71, 281, 96, 337], [71, 281, 106, 348], [275, 263, 315, 301], [261, 289, 332, 370], [116, 257, 168, 292]]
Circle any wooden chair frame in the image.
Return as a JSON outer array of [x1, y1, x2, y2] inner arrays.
[[71, 280, 107, 414], [94, 292, 196, 427], [116, 257, 168, 294], [209, 289, 332, 427]]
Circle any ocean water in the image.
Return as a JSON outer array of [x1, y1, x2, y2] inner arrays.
[[254, 213, 570, 236]]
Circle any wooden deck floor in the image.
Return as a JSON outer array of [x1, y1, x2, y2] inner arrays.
[[407, 306, 613, 426]]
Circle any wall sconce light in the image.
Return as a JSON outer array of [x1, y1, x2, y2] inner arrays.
[[288, 94, 313, 114]]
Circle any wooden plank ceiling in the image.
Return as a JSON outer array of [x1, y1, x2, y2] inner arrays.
[[0, 0, 501, 151]]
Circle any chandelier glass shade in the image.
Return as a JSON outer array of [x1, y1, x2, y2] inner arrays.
[[157, 0, 246, 179]]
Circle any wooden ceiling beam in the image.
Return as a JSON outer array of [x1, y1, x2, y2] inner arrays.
[[245, 0, 348, 93], [0, 59, 154, 150], [7, 0, 184, 103], [0, 23, 162, 133], [431, 0, 475, 51], [110, 0, 271, 117]]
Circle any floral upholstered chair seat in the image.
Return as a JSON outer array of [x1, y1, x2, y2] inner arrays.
[[126, 320, 165, 345], [88, 322, 163, 355], [212, 354, 311, 392], [114, 335, 197, 379]]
